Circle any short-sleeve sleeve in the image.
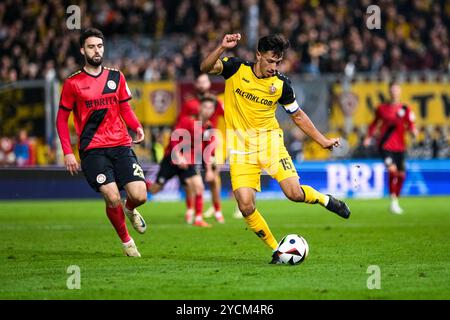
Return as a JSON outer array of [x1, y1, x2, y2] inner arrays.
[[278, 76, 300, 114], [219, 57, 243, 79], [118, 72, 132, 103], [59, 80, 75, 111]]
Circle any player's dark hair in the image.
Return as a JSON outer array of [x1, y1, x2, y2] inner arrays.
[[200, 94, 217, 106], [79, 28, 105, 47], [389, 79, 400, 88], [257, 34, 290, 57]]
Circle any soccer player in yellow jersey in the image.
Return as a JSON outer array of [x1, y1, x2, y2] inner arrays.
[[200, 33, 351, 263]]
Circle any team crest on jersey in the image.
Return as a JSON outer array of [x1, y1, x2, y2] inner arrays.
[[107, 80, 117, 90], [96, 174, 106, 184], [397, 108, 405, 117], [269, 84, 277, 94]]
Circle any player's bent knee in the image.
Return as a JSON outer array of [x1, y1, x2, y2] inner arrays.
[[104, 193, 122, 208], [238, 203, 255, 217], [129, 193, 147, 206], [195, 185, 204, 195], [285, 188, 305, 202]]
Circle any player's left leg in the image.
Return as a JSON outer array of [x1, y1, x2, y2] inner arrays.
[[391, 152, 406, 214], [278, 176, 350, 219], [208, 167, 224, 223], [268, 142, 350, 219], [112, 147, 147, 233], [123, 181, 147, 234]]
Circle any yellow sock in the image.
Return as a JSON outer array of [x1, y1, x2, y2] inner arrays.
[[244, 209, 278, 250], [301, 185, 328, 206]]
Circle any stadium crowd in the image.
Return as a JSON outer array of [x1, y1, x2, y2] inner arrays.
[[0, 0, 449, 165], [1, 0, 449, 82]]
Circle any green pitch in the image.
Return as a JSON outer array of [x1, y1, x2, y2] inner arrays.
[[0, 197, 449, 300]]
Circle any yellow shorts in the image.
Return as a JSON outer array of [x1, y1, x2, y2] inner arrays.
[[229, 135, 299, 192]]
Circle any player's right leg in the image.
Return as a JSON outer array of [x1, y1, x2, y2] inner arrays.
[[146, 155, 176, 195], [230, 160, 279, 251], [100, 183, 140, 257], [185, 174, 210, 227], [184, 184, 195, 224], [384, 152, 403, 214], [234, 187, 279, 251]]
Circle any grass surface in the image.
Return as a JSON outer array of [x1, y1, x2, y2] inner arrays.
[[0, 197, 449, 300]]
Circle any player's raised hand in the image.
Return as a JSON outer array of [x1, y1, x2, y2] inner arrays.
[[133, 127, 145, 144], [221, 33, 241, 49], [64, 154, 80, 176], [322, 138, 341, 150]]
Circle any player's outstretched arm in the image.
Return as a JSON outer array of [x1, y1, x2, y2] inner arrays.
[[200, 33, 241, 74], [291, 109, 340, 150]]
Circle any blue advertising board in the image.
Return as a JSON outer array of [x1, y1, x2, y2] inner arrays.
[[0, 160, 449, 200]]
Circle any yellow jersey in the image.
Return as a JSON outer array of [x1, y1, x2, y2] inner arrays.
[[218, 56, 299, 154]]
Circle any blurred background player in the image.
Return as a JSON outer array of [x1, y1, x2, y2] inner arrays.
[[201, 33, 350, 263], [180, 73, 225, 223], [147, 95, 218, 227], [56, 28, 147, 257], [364, 80, 418, 214]]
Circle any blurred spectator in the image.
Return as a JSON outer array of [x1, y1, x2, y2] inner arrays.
[[13, 129, 32, 166], [432, 125, 449, 158], [287, 127, 305, 162], [0, 136, 15, 166], [0, 0, 449, 81]]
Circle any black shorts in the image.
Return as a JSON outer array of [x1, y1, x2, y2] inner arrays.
[[381, 149, 406, 171], [80, 146, 145, 192], [155, 154, 199, 186]]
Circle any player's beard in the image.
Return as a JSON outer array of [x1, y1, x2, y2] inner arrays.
[[85, 54, 103, 67]]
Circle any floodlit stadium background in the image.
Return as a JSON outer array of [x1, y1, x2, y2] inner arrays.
[[0, 0, 449, 199]]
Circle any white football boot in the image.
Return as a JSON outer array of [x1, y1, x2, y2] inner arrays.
[[185, 208, 194, 224], [203, 206, 215, 218], [390, 197, 404, 215], [123, 201, 147, 234], [122, 239, 141, 257], [233, 206, 243, 219], [214, 211, 225, 224]]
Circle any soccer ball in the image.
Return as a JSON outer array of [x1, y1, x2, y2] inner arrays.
[[275, 234, 309, 265]]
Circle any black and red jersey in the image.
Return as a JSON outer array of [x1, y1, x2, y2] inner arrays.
[[165, 115, 217, 165], [367, 102, 416, 152], [57, 67, 140, 154], [179, 95, 224, 128]]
